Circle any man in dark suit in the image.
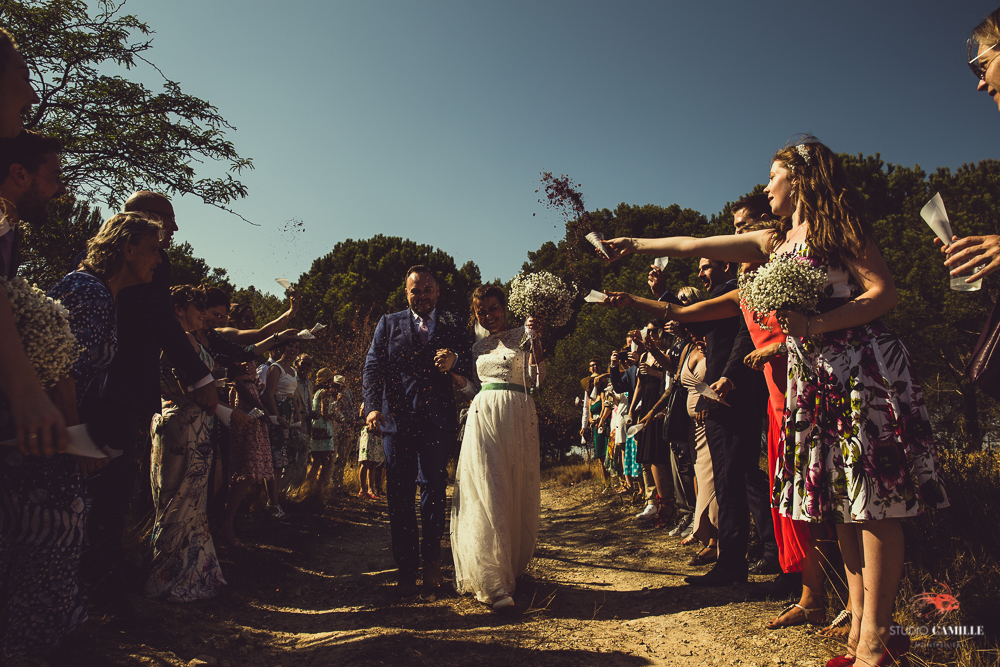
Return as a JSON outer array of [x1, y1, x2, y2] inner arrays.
[[684, 257, 768, 586], [83, 191, 217, 583], [363, 265, 473, 595]]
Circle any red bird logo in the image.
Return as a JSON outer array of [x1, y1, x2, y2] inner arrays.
[[910, 580, 960, 623]]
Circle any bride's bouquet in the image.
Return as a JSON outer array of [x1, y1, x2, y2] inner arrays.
[[508, 271, 577, 350], [1, 276, 79, 388], [738, 253, 827, 331]]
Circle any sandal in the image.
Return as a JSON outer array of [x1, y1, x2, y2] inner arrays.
[[818, 608, 852, 638], [766, 603, 826, 629], [680, 533, 698, 547], [688, 546, 717, 566]]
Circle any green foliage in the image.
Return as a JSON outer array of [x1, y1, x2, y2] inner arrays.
[[293, 235, 482, 335], [229, 285, 286, 330], [165, 241, 233, 292], [6, 0, 252, 210], [16, 196, 102, 290]]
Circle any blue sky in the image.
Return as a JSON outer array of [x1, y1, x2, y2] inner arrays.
[[102, 1, 998, 295]]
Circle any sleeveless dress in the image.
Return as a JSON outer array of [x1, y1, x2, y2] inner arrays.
[[590, 394, 608, 463], [680, 351, 718, 543], [634, 353, 668, 466], [147, 343, 226, 601], [227, 361, 274, 483], [774, 225, 949, 522], [451, 327, 544, 603], [268, 362, 298, 471], [738, 304, 811, 573], [309, 389, 338, 453]]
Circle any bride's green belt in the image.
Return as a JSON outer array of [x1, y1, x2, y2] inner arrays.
[[481, 382, 526, 394]]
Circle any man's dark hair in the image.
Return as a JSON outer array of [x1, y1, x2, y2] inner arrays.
[[404, 264, 438, 285], [0, 131, 62, 182], [0, 28, 17, 73], [201, 286, 230, 310], [731, 193, 772, 221], [589, 358, 600, 366]]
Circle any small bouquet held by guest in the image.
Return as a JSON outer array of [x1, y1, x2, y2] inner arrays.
[[0, 276, 79, 387], [507, 271, 576, 349], [738, 253, 827, 331]]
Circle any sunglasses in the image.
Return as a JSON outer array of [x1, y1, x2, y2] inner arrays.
[[968, 38, 1000, 81]]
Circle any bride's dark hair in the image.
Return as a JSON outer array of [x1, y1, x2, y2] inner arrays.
[[468, 284, 506, 331]]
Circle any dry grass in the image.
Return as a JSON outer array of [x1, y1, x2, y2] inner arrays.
[[541, 458, 599, 487]]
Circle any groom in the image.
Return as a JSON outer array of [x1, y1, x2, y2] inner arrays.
[[363, 265, 473, 595]]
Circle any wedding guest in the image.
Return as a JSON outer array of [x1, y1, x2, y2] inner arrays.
[[220, 305, 288, 545], [0, 213, 160, 664], [356, 401, 385, 498], [195, 290, 297, 545], [939, 9, 1000, 280], [146, 286, 225, 601], [0, 130, 73, 451], [83, 192, 217, 588], [604, 138, 949, 667], [262, 338, 301, 510], [306, 368, 339, 497]]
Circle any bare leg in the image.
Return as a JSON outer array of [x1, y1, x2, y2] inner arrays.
[[359, 462, 371, 496], [219, 477, 254, 546], [768, 522, 827, 627], [836, 523, 866, 658], [855, 519, 905, 666]]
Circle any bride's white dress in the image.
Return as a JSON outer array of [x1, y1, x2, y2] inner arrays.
[[451, 327, 544, 603]]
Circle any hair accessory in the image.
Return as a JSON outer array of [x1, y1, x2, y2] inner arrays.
[[796, 144, 811, 164]]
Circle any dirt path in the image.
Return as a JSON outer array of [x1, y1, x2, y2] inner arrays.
[[58, 480, 848, 666]]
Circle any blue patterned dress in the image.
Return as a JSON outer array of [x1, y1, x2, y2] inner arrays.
[[0, 271, 114, 660], [146, 343, 225, 601]]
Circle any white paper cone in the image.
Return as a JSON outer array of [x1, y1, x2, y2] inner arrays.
[[585, 232, 611, 259], [920, 193, 955, 245], [653, 257, 669, 270], [630, 341, 638, 353], [215, 405, 233, 427], [584, 289, 606, 303], [275, 278, 292, 290], [310, 323, 327, 333], [297, 329, 316, 339], [626, 423, 644, 437], [694, 380, 730, 407]]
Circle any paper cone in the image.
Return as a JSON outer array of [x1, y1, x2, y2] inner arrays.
[[626, 423, 644, 437], [585, 232, 611, 260], [920, 193, 955, 245], [694, 381, 730, 407], [275, 277, 292, 290], [653, 257, 669, 270], [584, 289, 607, 303], [215, 405, 233, 427]]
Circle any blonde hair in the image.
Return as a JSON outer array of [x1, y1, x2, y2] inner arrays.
[[81, 213, 161, 278], [972, 8, 1000, 48], [770, 137, 870, 268]]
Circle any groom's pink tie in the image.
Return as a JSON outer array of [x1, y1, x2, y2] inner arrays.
[[417, 316, 429, 345]]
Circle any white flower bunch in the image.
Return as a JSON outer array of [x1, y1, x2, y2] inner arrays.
[[508, 271, 577, 329], [738, 253, 827, 331], [0, 276, 79, 388]]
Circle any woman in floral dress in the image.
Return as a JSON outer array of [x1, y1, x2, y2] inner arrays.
[[146, 286, 225, 601], [603, 138, 948, 667]]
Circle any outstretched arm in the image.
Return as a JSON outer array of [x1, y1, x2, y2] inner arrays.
[[603, 289, 741, 321], [603, 230, 771, 264]]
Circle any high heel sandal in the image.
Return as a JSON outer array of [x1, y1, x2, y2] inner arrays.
[[826, 630, 910, 667], [687, 546, 717, 566]]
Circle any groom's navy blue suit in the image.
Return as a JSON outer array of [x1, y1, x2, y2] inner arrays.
[[363, 308, 473, 574]]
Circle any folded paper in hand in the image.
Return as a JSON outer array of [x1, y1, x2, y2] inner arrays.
[[297, 323, 327, 339], [920, 193, 955, 245], [584, 290, 606, 303], [275, 278, 292, 290], [653, 257, 669, 271], [694, 380, 730, 407], [585, 232, 612, 260], [626, 423, 644, 437], [215, 405, 233, 427]]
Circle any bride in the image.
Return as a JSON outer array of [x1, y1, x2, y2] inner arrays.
[[447, 284, 544, 611]]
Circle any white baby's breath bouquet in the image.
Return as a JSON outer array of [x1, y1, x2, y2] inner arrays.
[[738, 253, 827, 331], [508, 271, 576, 350], [1, 276, 79, 388]]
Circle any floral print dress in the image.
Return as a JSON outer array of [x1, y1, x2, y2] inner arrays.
[[774, 225, 949, 523], [146, 343, 226, 601]]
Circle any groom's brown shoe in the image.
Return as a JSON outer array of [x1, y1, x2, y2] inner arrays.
[[396, 570, 418, 597], [423, 561, 443, 590]]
